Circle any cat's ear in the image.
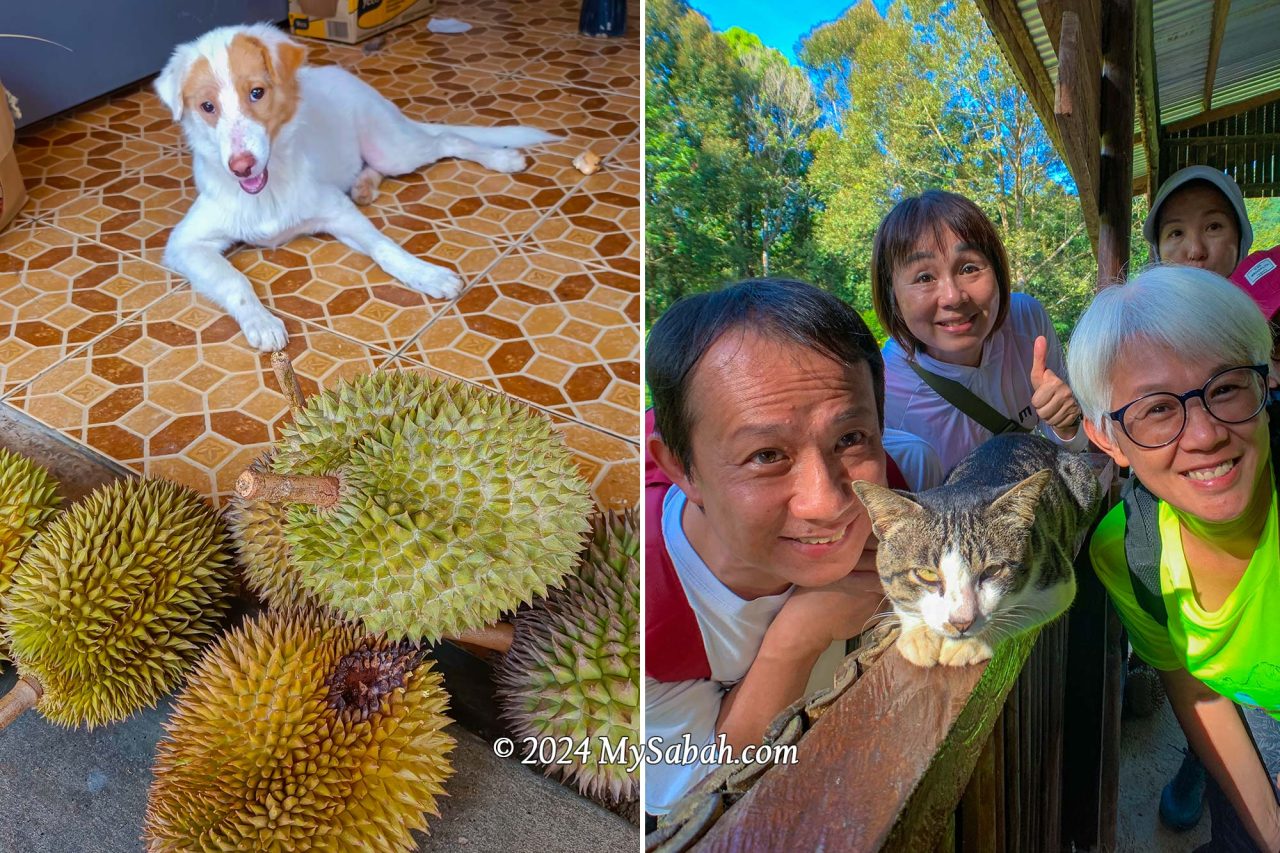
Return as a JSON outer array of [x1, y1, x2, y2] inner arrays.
[[852, 480, 923, 538], [988, 469, 1053, 526]]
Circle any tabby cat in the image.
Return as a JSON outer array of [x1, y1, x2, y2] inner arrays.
[[851, 433, 1101, 667]]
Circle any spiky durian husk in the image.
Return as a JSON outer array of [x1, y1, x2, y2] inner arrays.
[[226, 452, 321, 610], [145, 608, 455, 852], [0, 449, 61, 660], [1, 478, 233, 728], [273, 371, 593, 642], [496, 510, 639, 810]]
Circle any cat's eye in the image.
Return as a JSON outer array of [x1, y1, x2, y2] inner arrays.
[[913, 568, 941, 585], [981, 564, 1006, 582]]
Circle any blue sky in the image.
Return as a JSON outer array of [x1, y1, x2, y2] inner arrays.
[[689, 0, 892, 63]]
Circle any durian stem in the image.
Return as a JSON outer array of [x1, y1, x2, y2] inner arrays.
[[446, 622, 514, 654], [235, 470, 340, 507], [0, 675, 42, 731], [271, 350, 307, 413]]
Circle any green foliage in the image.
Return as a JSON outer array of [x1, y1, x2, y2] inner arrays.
[[645, 0, 842, 319], [645, 0, 1170, 344], [1246, 198, 1280, 254]]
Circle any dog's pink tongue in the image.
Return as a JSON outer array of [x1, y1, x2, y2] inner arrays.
[[239, 169, 269, 195]]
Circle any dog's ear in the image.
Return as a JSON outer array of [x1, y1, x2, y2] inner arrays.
[[155, 43, 198, 122], [271, 39, 307, 85]]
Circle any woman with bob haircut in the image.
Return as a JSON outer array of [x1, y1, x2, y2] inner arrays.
[[870, 189, 1088, 476], [1072, 265, 1280, 851]]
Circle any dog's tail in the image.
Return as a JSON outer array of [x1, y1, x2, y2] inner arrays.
[[418, 123, 561, 148]]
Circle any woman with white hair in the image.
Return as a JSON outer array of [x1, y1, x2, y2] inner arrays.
[[1072, 265, 1280, 851]]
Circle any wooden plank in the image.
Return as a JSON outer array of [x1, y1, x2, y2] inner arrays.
[[694, 632, 1037, 852], [994, 705, 1007, 853], [1005, 669, 1022, 851], [1052, 6, 1102, 249], [1098, 599, 1126, 850], [972, 0, 1069, 163], [1204, 0, 1232, 114], [1166, 90, 1280, 134], [1135, 0, 1162, 196]]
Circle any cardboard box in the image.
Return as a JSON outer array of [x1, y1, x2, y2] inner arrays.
[[289, 0, 437, 44], [0, 80, 27, 232]]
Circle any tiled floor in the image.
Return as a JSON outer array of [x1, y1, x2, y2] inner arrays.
[[0, 0, 640, 510]]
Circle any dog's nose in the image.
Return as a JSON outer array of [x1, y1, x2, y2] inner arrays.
[[228, 153, 256, 178]]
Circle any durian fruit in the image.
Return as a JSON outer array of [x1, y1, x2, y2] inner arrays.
[[0, 449, 61, 643], [225, 452, 320, 611], [0, 477, 234, 729], [496, 509, 640, 815], [238, 369, 593, 643], [145, 607, 455, 852]]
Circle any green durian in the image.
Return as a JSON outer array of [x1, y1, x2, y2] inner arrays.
[[496, 509, 639, 813], [1, 477, 234, 728], [145, 607, 454, 852], [267, 370, 593, 642], [0, 448, 61, 658], [225, 452, 320, 611]]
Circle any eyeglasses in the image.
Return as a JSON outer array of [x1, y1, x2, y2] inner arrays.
[[1108, 364, 1269, 449]]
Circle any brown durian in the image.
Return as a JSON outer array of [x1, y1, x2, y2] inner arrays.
[[145, 607, 455, 852]]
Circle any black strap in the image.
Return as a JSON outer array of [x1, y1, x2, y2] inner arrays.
[[1122, 476, 1167, 626], [909, 360, 1029, 436]]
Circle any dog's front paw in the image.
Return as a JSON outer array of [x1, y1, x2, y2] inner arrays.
[[238, 310, 289, 352], [397, 260, 463, 300], [938, 636, 994, 667], [896, 625, 944, 667], [482, 149, 528, 174]]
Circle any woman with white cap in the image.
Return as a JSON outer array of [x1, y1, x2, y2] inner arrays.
[[1145, 165, 1253, 279]]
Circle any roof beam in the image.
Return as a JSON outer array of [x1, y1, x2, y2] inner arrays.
[[1135, 0, 1161, 197], [1166, 89, 1280, 133], [972, 0, 1066, 156], [1203, 0, 1232, 113]]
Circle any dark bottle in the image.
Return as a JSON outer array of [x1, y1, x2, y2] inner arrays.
[[579, 0, 626, 37]]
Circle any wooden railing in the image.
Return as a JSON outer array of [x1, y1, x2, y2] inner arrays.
[[647, 546, 1125, 853]]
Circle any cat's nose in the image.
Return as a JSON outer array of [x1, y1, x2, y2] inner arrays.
[[948, 615, 975, 634]]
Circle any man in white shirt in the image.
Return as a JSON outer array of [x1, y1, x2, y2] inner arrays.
[[645, 278, 897, 823]]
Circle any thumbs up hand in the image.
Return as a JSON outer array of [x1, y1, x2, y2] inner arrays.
[[1030, 335, 1082, 439]]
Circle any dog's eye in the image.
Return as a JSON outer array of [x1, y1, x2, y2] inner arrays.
[[200, 101, 215, 114], [250, 87, 265, 101]]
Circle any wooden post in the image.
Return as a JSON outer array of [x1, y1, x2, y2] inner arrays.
[[1096, 0, 1136, 289], [0, 675, 42, 731], [235, 469, 341, 507]]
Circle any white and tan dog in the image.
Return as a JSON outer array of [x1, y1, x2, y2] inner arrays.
[[155, 24, 556, 351]]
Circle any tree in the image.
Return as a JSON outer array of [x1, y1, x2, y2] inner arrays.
[[645, 0, 838, 320]]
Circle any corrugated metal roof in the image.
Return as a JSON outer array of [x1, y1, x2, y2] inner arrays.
[[990, 0, 1280, 192]]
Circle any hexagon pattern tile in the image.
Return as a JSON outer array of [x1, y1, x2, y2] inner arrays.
[[398, 249, 640, 441], [0, 224, 172, 395], [1, 4, 639, 510]]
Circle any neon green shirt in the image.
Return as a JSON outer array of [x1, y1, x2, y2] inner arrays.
[[1090, 476, 1280, 720]]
